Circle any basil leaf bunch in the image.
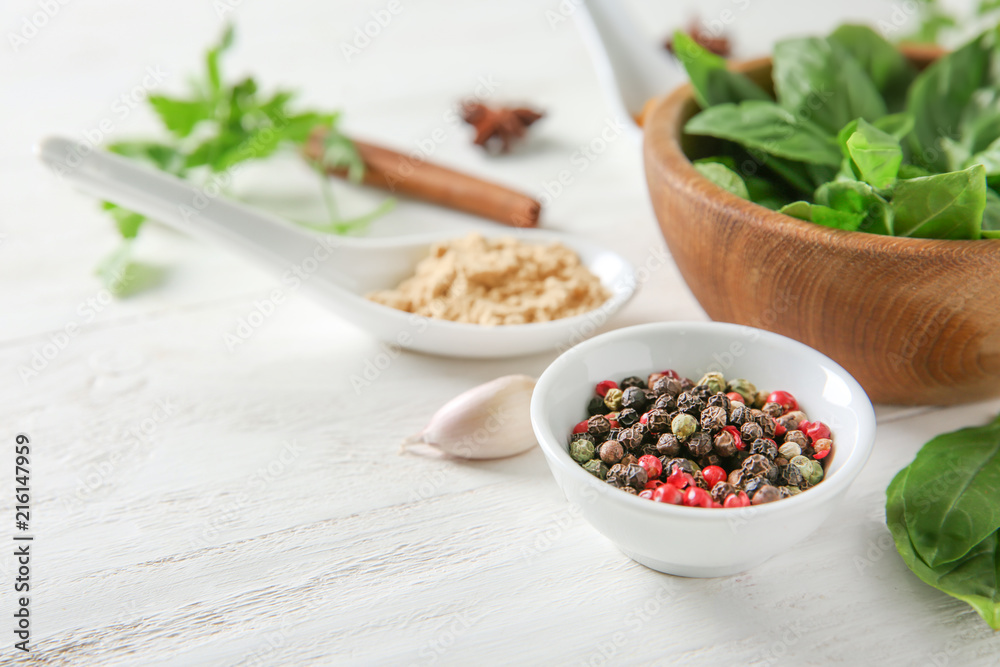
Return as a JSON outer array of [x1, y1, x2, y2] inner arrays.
[[885, 414, 1000, 629], [98, 25, 393, 294], [676, 24, 1000, 241]]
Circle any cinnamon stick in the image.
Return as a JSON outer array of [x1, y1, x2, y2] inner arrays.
[[304, 130, 541, 228]]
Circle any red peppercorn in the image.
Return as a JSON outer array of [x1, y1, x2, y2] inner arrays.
[[726, 392, 745, 404], [653, 483, 683, 504], [638, 489, 654, 500], [814, 448, 830, 460], [702, 465, 726, 489], [572, 420, 589, 434], [767, 390, 798, 413], [712, 501, 723, 508], [666, 470, 693, 489], [638, 455, 662, 480], [639, 411, 651, 425], [660, 369, 680, 380], [774, 422, 787, 437], [683, 487, 713, 508], [644, 479, 664, 490], [608, 419, 620, 429], [721, 425, 745, 451], [595, 380, 618, 397], [800, 421, 831, 442], [723, 491, 750, 508]]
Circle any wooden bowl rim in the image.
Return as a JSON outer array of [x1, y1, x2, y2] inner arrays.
[[643, 48, 1000, 259]]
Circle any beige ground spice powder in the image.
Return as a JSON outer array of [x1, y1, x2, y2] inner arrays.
[[367, 234, 611, 325]]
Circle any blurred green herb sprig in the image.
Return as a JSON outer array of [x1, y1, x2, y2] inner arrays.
[[100, 25, 393, 295]]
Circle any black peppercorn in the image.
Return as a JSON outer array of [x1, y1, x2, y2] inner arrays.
[[654, 394, 677, 411], [742, 475, 767, 497], [665, 457, 699, 477], [750, 438, 778, 460], [762, 401, 784, 419], [779, 462, 808, 489], [740, 421, 763, 441], [652, 376, 682, 398], [676, 391, 705, 416], [755, 412, 776, 438], [686, 431, 713, 458], [632, 421, 650, 440], [784, 430, 809, 448], [730, 405, 753, 426], [621, 486, 639, 495], [646, 409, 672, 433], [656, 433, 681, 457], [571, 432, 596, 446], [607, 428, 621, 441], [587, 395, 607, 416], [599, 440, 624, 464], [606, 463, 626, 487], [700, 405, 728, 433], [621, 387, 648, 411], [620, 375, 646, 389], [692, 470, 710, 490], [620, 454, 638, 467], [618, 408, 640, 427], [623, 463, 648, 490], [713, 430, 738, 458], [680, 377, 695, 391], [751, 484, 781, 505], [706, 393, 732, 411], [728, 468, 745, 487], [711, 482, 737, 503], [587, 415, 611, 439], [742, 453, 774, 478], [690, 384, 713, 401], [697, 453, 723, 470], [617, 427, 644, 452]]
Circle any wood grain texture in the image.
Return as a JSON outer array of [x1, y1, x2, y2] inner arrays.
[[643, 49, 1000, 405]]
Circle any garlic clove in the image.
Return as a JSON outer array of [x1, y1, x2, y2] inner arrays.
[[401, 375, 537, 460]]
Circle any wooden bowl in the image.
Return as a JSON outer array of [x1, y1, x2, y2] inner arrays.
[[643, 47, 1000, 405]]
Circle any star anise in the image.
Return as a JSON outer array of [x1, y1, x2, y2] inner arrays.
[[461, 102, 544, 153], [665, 20, 731, 58]]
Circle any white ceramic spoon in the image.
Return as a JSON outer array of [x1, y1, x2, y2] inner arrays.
[[37, 136, 636, 358], [574, 0, 685, 141]]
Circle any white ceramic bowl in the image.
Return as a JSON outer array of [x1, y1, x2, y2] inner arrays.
[[530, 322, 877, 577]]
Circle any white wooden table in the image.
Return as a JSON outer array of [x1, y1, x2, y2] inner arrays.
[[3, 0, 1000, 664]]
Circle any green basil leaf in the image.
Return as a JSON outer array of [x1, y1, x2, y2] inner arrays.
[[964, 136, 1000, 178], [772, 37, 887, 134], [671, 30, 770, 108], [744, 175, 789, 210], [828, 24, 916, 111], [898, 163, 934, 180], [845, 118, 903, 189], [899, 414, 1000, 567], [685, 101, 842, 166], [100, 201, 146, 239], [907, 28, 998, 172], [816, 180, 894, 235], [887, 466, 1000, 630], [985, 189, 1000, 238], [779, 201, 865, 231], [890, 165, 987, 239], [147, 96, 213, 139], [694, 162, 750, 199], [874, 112, 915, 141]]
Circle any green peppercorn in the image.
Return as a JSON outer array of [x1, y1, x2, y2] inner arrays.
[[781, 485, 802, 496], [804, 459, 824, 485], [752, 390, 769, 408], [583, 459, 608, 479], [671, 413, 698, 440], [727, 378, 757, 405], [570, 439, 595, 463], [697, 372, 726, 395], [604, 387, 624, 411], [778, 441, 801, 459]]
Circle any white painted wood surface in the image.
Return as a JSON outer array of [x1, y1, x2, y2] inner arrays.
[[2, 0, 999, 664]]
